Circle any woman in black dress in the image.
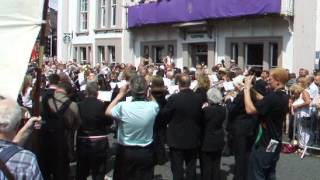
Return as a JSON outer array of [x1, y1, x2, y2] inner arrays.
[[200, 87, 226, 180]]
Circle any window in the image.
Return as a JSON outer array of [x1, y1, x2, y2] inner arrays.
[[152, 46, 164, 64], [100, 0, 106, 27], [73, 47, 78, 60], [80, 0, 88, 31], [98, 46, 105, 63], [226, 37, 282, 69], [80, 47, 87, 63], [143, 46, 149, 58], [168, 44, 174, 56], [88, 46, 92, 63], [111, 0, 117, 27], [231, 43, 239, 64], [191, 43, 208, 66], [245, 43, 263, 68], [108, 46, 115, 62], [270, 43, 278, 67]]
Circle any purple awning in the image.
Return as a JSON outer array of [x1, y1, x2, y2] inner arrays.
[[128, 0, 281, 28]]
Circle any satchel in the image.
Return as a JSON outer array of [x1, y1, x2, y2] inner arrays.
[[281, 143, 297, 154]]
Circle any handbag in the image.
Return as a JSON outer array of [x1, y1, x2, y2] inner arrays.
[[281, 143, 297, 154]]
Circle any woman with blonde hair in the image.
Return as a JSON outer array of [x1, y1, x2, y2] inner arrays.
[[291, 82, 312, 147], [150, 75, 168, 165], [195, 74, 211, 104], [20, 75, 33, 113]]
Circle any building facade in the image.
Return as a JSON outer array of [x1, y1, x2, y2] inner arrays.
[[128, 0, 296, 70], [58, 0, 320, 73], [57, 0, 135, 65]]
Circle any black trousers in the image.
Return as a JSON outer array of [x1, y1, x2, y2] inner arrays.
[[76, 138, 109, 180], [113, 144, 154, 180], [200, 150, 222, 180], [38, 134, 70, 180], [248, 145, 280, 180], [233, 134, 255, 180], [169, 147, 198, 180]]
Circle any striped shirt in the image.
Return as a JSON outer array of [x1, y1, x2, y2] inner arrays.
[[0, 140, 43, 180]]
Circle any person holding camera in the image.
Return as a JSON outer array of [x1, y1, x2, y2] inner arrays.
[[244, 68, 289, 180], [226, 74, 260, 180]]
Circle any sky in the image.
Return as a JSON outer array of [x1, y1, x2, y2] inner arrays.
[[49, 0, 58, 10]]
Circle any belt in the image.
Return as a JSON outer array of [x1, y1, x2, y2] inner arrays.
[[78, 135, 108, 142], [118, 143, 153, 150]]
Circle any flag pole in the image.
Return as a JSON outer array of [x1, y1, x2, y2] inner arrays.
[[27, 0, 49, 154], [33, 0, 49, 116]]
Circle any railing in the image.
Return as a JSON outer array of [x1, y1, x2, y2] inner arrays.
[[281, 0, 294, 16]]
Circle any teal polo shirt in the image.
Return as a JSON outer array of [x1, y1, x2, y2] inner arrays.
[[112, 101, 159, 147]]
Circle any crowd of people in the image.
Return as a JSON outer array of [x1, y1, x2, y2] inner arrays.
[[1, 58, 320, 180]]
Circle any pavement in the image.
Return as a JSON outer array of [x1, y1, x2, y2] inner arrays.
[[150, 153, 320, 180], [98, 136, 320, 180]]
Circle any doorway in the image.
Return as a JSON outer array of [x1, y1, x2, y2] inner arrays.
[[190, 43, 208, 67]]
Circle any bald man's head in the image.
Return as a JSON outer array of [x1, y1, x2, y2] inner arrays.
[[0, 97, 21, 133]]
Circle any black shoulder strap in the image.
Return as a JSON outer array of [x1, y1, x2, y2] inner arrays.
[[0, 145, 22, 180], [0, 145, 23, 163], [57, 100, 72, 115], [0, 160, 14, 180]]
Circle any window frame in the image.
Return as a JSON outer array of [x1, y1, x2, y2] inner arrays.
[[79, 0, 88, 31], [98, 46, 105, 63], [80, 47, 87, 63], [108, 46, 116, 63], [100, 0, 106, 28], [225, 37, 282, 70], [269, 42, 279, 68], [110, 0, 117, 27]]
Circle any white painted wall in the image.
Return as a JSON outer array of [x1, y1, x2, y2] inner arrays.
[[293, 0, 317, 73], [58, 0, 130, 65], [57, 0, 69, 62], [314, 1, 320, 70]]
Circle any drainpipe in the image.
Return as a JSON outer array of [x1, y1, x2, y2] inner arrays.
[[214, 26, 218, 66]]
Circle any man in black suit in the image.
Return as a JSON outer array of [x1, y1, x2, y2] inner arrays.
[[162, 74, 203, 180]]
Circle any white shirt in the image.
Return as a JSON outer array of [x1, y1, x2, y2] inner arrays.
[[308, 82, 319, 105]]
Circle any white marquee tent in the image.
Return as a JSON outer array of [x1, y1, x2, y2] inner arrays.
[[0, 0, 44, 99]]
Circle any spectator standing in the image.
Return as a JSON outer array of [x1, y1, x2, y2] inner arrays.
[[0, 96, 43, 180], [76, 82, 113, 180], [150, 76, 168, 165], [106, 75, 159, 180], [244, 68, 289, 180], [162, 74, 203, 180], [195, 74, 211, 105], [38, 82, 81, 180], [226, 75, 259, 180], [200, 88, 226, 180], [20, 75, 33, 113]]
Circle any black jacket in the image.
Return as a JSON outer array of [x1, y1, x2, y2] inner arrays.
[[201, 104, 226, 151], [227, 91, 258, 136], [162, 89, 203, 149]]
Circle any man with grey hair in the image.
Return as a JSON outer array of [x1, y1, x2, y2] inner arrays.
[[76, 82, 113, 180], [106, 75, 159, 180], [0, 96, 43, 179]]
